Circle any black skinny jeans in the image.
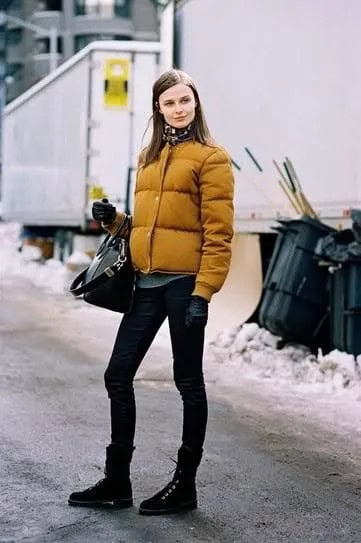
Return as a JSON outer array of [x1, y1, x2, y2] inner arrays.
[[104, 276, 208, 453]]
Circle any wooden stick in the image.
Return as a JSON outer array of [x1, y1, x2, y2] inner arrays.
[[278, 179, 302, 214], [285, 157, 302, 192], [231, 158, 241, 171], [294, 192, 309, 215], [273, 159, 293, 191], [298, 191, 319, 219], [244, 147, 263, 172], [274, 158, 311, 215], [283, 161, 297, 193], [285, 157, 319, 218]]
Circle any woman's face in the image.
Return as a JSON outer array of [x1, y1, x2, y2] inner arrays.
[[158, 83, 196, 129]]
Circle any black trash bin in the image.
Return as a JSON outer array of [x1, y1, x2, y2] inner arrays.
[[329, 262, 361, 355], [315, 211, 361, 355], [258, 215, 335, 345]]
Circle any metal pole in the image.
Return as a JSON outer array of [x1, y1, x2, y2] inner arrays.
[[49, 27, 57, 73], [5, 13, 48, 35]]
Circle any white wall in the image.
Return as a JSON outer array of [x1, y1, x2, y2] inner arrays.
[[178, 0, 361, 227]]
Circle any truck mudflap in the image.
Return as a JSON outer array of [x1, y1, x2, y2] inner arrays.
[[206, 233, 263, 340]]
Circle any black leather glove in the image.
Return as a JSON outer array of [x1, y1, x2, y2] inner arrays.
[[92, 198, 116, 224], [185, 295, 209, 328]]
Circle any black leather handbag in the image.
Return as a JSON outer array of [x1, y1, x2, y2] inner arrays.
[[69, 215, 134, 313]]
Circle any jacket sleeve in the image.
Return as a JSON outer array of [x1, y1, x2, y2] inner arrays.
[[193, 147, 234, 301]]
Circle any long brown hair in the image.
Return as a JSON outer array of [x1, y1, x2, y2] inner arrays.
[[142, 69, 213, 166]]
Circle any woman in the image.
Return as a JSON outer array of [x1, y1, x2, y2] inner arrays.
[[68, 69, 234, 515]]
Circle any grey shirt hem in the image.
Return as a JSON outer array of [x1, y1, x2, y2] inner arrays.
[[135, 272, 194, 289]]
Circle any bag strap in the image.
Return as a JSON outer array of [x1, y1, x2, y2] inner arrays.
[[69, 228, 130, 297], [69, 248, 128, 296], [69, 259, 127, 296], [113, 214, 132, 239]]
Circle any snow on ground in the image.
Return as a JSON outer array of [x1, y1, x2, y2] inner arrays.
[[1, 221, 361, 442], [208, 323, 361, 396]]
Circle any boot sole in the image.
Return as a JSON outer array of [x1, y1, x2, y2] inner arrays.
[[138, 500, 197, 516], [68, 498, 133, 509]]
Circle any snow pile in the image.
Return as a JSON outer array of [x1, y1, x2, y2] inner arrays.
[[0, 222, 76, 294], [209, 323, 361, 393], [0, 221, 21, 250], [0, 251, 69, 295]]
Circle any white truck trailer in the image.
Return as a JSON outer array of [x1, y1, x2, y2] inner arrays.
[[176, 0, 361, 233], [170, 0, 361, 331], [2, 40, 161, 256]]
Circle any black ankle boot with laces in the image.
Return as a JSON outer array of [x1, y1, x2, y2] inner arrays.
[[68, 444, 134, 508], [139, 445, 202, 515]]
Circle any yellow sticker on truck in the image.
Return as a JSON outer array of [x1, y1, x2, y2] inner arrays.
[[89, 185, 106, 200], [104, 58, 129, 108]]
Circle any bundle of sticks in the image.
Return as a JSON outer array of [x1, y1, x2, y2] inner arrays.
[[273, 157, 318, 219], [241, 147, 318, 220]]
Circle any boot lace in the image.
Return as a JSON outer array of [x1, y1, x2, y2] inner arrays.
[[160, 458, 181, 501], [167, 456, 177, 474], [160, 479, 180, 501], [88, 478, 108, 492]]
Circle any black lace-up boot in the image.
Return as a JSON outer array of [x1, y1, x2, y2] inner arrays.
[[139, 445, 202, 515], [68, 444, 134, 508]]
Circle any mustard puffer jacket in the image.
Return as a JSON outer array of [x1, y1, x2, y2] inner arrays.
[[108, 140, 234, 301]]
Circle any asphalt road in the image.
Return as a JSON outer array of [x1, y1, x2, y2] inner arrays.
[[1, 278, 361, 543]]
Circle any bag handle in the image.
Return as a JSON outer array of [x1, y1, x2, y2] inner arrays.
[[69, 215, 132, 297], [113, 214, 132, 239], [69, 252, 128, 296]]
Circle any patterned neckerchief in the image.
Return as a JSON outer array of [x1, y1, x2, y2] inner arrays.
[[162, 122, 194, 146]]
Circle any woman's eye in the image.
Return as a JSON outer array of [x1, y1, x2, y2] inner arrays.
[[181, 97, 190, 103]]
